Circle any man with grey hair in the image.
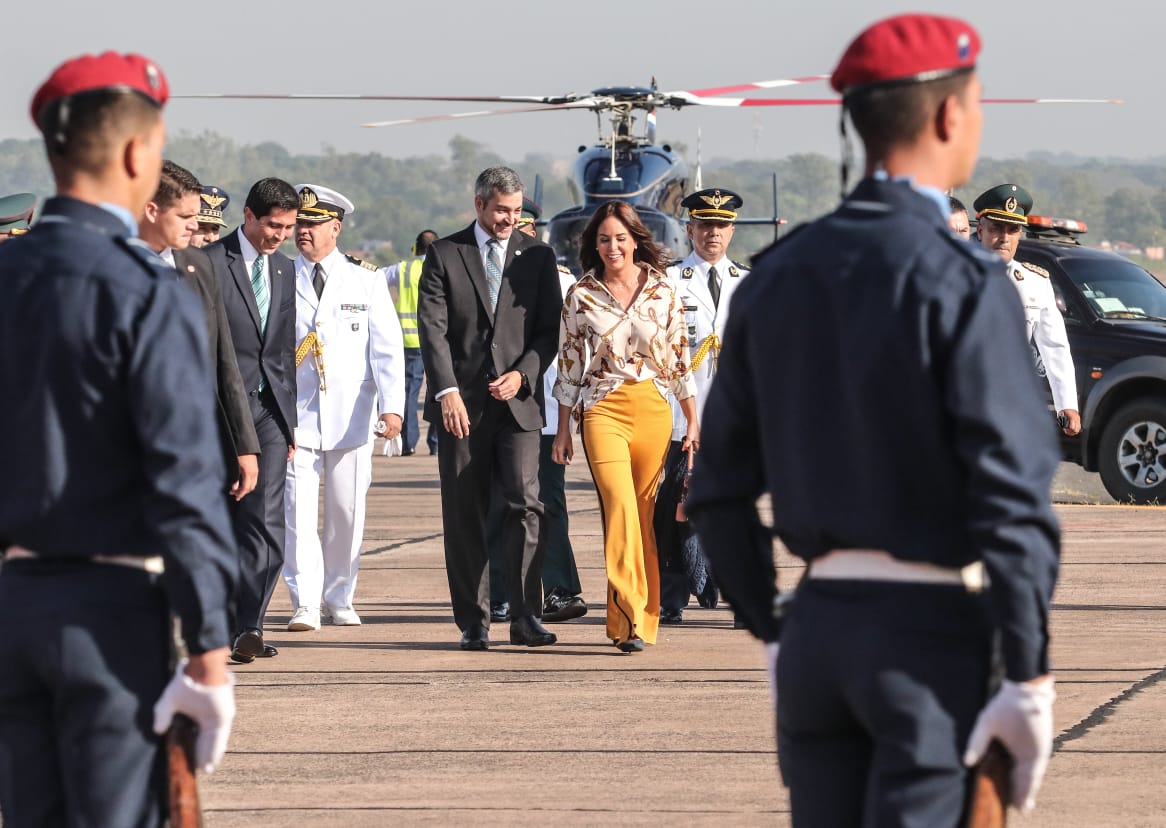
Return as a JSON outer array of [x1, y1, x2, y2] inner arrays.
[[418, 166, 563, 650]]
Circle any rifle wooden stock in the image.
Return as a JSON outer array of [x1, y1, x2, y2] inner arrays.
[[966, 739, 1012, 828], [167, 713, 203, 828]]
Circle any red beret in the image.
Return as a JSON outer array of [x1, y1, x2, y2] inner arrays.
[[30, 52, 168, 126], [830, 15, 980, 96]]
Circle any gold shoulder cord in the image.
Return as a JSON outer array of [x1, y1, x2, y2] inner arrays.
[[690, 333, 721, 372], [295, 332, 327, 392]]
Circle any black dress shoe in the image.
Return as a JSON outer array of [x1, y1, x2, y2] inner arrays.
[[460, 624, 490, 651], [510, 615, 556, 647], [231, 629, 264, 664], [660, 608, 684, 625], [615, 636, 645, 653], [733, 614, 748, 630], [401, 447, 416, 456], [490, 601, 511, 622], [260, 644, 278, 658], [542, 589, 588, 623]]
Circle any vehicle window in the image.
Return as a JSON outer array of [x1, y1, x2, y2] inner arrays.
[[1060, 257, 1166, 321]]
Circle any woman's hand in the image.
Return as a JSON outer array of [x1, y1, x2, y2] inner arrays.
[[552, 430, 574, 465], [681, 421, 700, 453]]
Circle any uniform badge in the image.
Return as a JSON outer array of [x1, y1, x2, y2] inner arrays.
[[681, 267, 694, 280], [1012, 267, 1024, 281], [352, 322, 361, 331], [700, 190, 734, 210], [728, 265, 739, 278], [1005, 196, 1018, 213]]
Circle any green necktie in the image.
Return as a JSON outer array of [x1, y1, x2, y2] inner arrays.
[[251, 256, 269, 391], [251, 255, 269, 335]]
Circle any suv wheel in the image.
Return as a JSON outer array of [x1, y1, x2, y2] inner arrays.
[[1097, 398, 1166, 504]]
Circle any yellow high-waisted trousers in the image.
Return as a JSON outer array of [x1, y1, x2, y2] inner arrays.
[[581, 380, 672, 646]]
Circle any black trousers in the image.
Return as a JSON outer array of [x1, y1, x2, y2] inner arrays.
[[777, 578, 993, 828], [0, 560, 171, 826], [656, 440, 693, 612], [436, 399, 543, 631], [231, 391, 287, 631], [488, 434, 582, 604]]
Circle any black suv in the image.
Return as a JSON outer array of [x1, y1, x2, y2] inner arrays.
[[1017, 222, 1166, 504]]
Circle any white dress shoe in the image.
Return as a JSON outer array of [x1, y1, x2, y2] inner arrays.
[[287, 606, 321, 631], [326, 605, 362, 626]]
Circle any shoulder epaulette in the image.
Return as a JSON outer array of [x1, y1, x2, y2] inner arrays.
[[556, 263, 574, 277], [1019, 261, 1050, 278], [935, 226, 1001, 268], [669, 258, 684, 268], [114, 236, 168, 279], [346, 253, 379, 271], [749, 222, 808, 265]]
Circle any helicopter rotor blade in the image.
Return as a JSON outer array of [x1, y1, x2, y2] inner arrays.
[[174, 92, 586, 105], [672, 95, 1125, 108], [362, 100, 600, 128], [980, 97, 1125, 104], [677, 76, 830, 97]]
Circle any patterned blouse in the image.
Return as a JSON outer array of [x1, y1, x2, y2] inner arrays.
[[552, 265, 696, 418]]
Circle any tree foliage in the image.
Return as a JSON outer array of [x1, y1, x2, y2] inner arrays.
[[5, 132, 1166, 261]]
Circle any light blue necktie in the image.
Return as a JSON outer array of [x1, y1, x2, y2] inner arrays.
[[251, 255, 269, 390], [485, 240, 503, 311], [251, 255, 269, 334]]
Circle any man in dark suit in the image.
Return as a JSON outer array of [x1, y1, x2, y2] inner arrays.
[[204, 177, 299, 664], [139, 160, 260, 502], [418, 166, 562, 650]]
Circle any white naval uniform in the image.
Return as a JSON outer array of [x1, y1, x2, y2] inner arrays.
[[284, 248, 405, 612], [664, 251, 749, 439], [1008, 258, 1078, 413]]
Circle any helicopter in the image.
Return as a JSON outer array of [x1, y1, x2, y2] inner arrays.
[[178, 75, 838, 271], [178, 78, 1122, 273]]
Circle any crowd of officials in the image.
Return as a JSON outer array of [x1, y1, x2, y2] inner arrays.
[[0, 12, 1077, 826]]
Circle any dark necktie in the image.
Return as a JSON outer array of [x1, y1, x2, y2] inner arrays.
[[707, 265, 721, 310], [313, 262, 326, 299]]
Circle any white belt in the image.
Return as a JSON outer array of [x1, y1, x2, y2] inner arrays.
[[809, 549, 985, 592], [4, 545, 164, 574]]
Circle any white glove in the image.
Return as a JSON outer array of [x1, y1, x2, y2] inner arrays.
[[381, 435, 403, 457], [152, 660, 237, 774], [963, 677, 1056, 813], [764, 642, 780, 706]]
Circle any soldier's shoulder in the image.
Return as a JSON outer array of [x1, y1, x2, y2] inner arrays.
[[112, 236, 172, 282], [746, 222, 810, 271], [345, 253, 379, 271]]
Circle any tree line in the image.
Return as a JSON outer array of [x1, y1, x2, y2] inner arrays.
[[4, 133, 1166, 263]]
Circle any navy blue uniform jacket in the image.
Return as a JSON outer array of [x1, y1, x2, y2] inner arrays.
[[686, 178, 1061, 682], [0, 197, 237, 653]]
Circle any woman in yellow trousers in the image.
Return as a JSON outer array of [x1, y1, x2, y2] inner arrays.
[[551, 202, 698, 653]]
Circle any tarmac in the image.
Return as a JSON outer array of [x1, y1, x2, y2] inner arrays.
[[201, 455, 1166, 826]]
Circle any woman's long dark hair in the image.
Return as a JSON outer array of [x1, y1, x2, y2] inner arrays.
[[579, 201, 669, 275]]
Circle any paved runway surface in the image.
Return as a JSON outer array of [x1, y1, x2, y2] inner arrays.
[[202, 454, 1165, 826]]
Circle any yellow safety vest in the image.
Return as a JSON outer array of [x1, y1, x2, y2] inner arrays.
[[395, 257, 423, 349]]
